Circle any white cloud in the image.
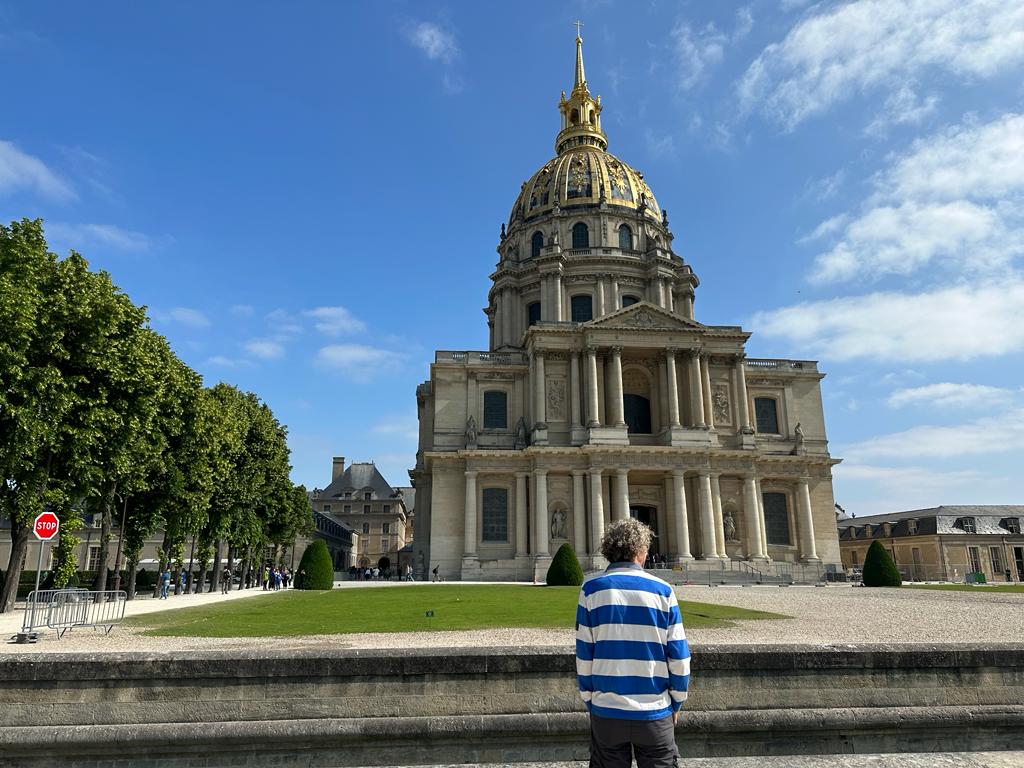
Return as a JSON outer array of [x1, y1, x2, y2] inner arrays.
[[205, 355, 251, 367], [266, 308, 303, 336], [303, 306, 367, 336], [405, 21, 458, 64], [835, 462, 986, 516], [887, 382, 1018, 410], [734, 7, 755, 41], [751, 278, 1024, 362], [863, 85, 939, 138], [46, 222, 152, 253], [316, 344, 403, 377], [230, 304, 255, 317], [372, 413, 419, 443], [167, 307, 210, 328], [244, 338, 285, 360], [802, 170, 846, 203], [738, 0, 1024, 129], [809, 113, 1024, 283], [644, 130, 677, 158], [671, 20, 726, 90], [841, 408, 1024, 460], [0, 140, 74, 200]]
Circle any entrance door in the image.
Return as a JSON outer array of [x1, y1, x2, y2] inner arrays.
[[629, 505, 659, 556]]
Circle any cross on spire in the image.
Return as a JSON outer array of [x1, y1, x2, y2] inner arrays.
[[574, 19, 584, 39]]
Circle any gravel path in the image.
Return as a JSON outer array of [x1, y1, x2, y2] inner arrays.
[[3, 583, 1021, 655]]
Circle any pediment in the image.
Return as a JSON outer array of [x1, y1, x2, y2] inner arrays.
[[585, 302, 705, 331]]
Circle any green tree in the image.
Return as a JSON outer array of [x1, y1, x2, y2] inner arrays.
[[546, 542, 585, 586], [862, 540, 902, 587], [296, 539, 333, 590]]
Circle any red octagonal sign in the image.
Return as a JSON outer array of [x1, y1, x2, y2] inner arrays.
[[33, 511, 60, 541]]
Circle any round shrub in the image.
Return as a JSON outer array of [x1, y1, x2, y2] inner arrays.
[[297, 539, 334, 590], [862, 540, 902, 587], [546, 542, 584, 586]]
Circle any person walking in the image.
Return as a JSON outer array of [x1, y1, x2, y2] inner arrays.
[[575, 518, 690, 767], [221, 566, 231, 594], [159, 569, 171, 600]]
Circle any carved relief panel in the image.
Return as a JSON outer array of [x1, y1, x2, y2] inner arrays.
[[712, 382, 732, 426], [547, 378, 568, 422]]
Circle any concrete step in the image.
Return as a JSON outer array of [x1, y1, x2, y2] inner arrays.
[[367, 754, 1024, 768]]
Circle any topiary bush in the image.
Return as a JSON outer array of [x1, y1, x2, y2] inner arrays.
[[862, 540, 902, 587], [546, 542, 584, 586], [296, 539, 334, 590]]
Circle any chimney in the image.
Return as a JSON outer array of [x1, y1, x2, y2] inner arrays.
[[332, 456, 346, 481]]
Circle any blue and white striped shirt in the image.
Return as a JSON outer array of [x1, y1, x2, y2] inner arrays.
[[575, 563, 691, 721]]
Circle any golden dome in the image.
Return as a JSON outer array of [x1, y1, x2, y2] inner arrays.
[[510, 148, 662, 226]]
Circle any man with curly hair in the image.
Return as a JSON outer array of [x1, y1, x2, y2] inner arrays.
[[575, 517, 690, 767]]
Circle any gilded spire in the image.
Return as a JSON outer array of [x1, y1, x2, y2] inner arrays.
[[556, 25, 606, 154]]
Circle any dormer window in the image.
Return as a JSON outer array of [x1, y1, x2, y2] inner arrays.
[[907, 519, 918, 535], [954, 517, 977, 534], [344, 492, 352, 498], [1002, 517, 1021, 534], [882, 523, 892, 537], [364, 492, 372, 500]]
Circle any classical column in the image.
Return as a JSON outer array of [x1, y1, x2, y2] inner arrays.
[[553, 273, 563, 322], [585, 346, 600, 427], [688, 350, 705, 428], [610, 278, 620, 310], [464, 471, 478, 557], [711, 474, 726, 558], [682, 292, 694, 319], [534, 469, 549, 556], [569, 349, 582, 428], [541, 277, 551, 322], [515, 472, 529, 557], [596, 277, 607, 316], [796, 478, 819, 561], [665, 348, 681, 427], [743, 475, 764, 559], [667, 285, 676, 313], [614, 468, 630, 521], [754, 477, 769, 557], [697, 471, 717, 559], [700, 354, 714, 428], [589, 470, 605, 557], [734, 355, 752, 433], [533, 349, 547, 427], [672, 470, 692, 559], [655, 277, 666, 308], [609, 346, 625, 427], [572, 470, 587, 554], [504, 288, 516, 346]]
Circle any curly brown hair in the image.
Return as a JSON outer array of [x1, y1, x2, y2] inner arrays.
[[600, 518, 653, 563]]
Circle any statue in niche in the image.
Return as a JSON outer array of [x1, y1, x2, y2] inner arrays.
[[723, 510, 738, 542], [514, 416, 528, 450], [500, 222, 506, 240], [712, 385, 731, 425], [547, 379, 567, 421], [550, 507, 568, 540], [465, 416, 478, 449], [791, 422, 805, 455]]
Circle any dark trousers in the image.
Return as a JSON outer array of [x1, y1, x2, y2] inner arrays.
[[589, 713, 678, 768]]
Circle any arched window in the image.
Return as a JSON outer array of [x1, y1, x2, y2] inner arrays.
[[623, 394, 652, 434], [570, 108, 580, 125], [572, 222, 589, 249], [621, 295, 639, 308], [531, 231, 544, 258], [570, 295, 593, 322], [754, 397, 779, 434], [483, 391, 508, 429], [763, 492, 791, 545], [527, 301, 541, 327], [618, 224, 632, 250], [481, 488, 509, 542]]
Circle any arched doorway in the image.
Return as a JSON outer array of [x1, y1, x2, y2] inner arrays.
[[629, 505, 659, 556]]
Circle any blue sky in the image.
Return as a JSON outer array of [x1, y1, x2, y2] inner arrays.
[[2, 1, 1022, 515]]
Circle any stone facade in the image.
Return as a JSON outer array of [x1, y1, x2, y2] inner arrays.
[[838, 506, 1024, 582], [309, 457, 412, 569], [411, 35, 842, 581]]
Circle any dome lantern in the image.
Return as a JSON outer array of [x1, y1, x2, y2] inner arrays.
[[556, 28, 607, 155]]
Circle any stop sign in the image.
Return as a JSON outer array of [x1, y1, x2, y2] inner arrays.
[[33, 511, 60, 541]]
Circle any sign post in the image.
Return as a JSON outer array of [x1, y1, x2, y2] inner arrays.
[[23, 511, 60, 638]]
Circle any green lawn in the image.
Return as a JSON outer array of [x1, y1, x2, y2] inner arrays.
[[907, 584, 1024, 593], [126, 585, 788, 637]]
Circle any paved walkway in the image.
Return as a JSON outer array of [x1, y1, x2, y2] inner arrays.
[[403, 756, 1024, 768]]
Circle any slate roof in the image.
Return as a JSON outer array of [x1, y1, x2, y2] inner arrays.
[[320, 462, 400, 501], [395, 486, 416, 513], [837, 505, 1024, 538]]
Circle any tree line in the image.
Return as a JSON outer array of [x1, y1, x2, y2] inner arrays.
[[0, 219, 312, 612]]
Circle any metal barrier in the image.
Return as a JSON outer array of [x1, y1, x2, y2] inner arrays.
[[21, 589, 127, 638]]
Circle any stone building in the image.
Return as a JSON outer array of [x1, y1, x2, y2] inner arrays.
[[411, 34, 842, 581], [309, 457, 413, 569], [838, 506, 1024, 582]]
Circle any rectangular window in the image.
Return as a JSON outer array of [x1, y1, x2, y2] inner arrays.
[[1002, 518, 1021, 534], [382, 522, 391, 534], [968, 546, 982, 574], [483, 390, 508, 429], [907, 520, 917, 535], [481, 488, 509, 543], [364, 492, 372, 500], [527, 302, 541, 327], [323, 504, 331, 512], [990, 546, 1003, 574], [381, 537, 389, 551], [570, 294, 593, 322], [344, 492, 351, 498], [754, 397, 779, 434], [360, 539, 368, 553], [363, 504, 371, 514], [87, 545, 101, 571], [850, 550, 859, 566], [343, 505, 351, 514], [362, 522, 369, 534], [383, 504, 391, 514], [763, 492, 791, 546]]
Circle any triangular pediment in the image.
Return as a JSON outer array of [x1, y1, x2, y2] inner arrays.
[[585, 301, 705, 331]]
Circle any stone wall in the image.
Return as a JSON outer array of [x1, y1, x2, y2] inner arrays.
[[1, 644, 1022, 767]]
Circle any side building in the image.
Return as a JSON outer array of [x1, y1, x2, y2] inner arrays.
[[309, 457, 413, 570], [838, 506, 1024, 583]]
